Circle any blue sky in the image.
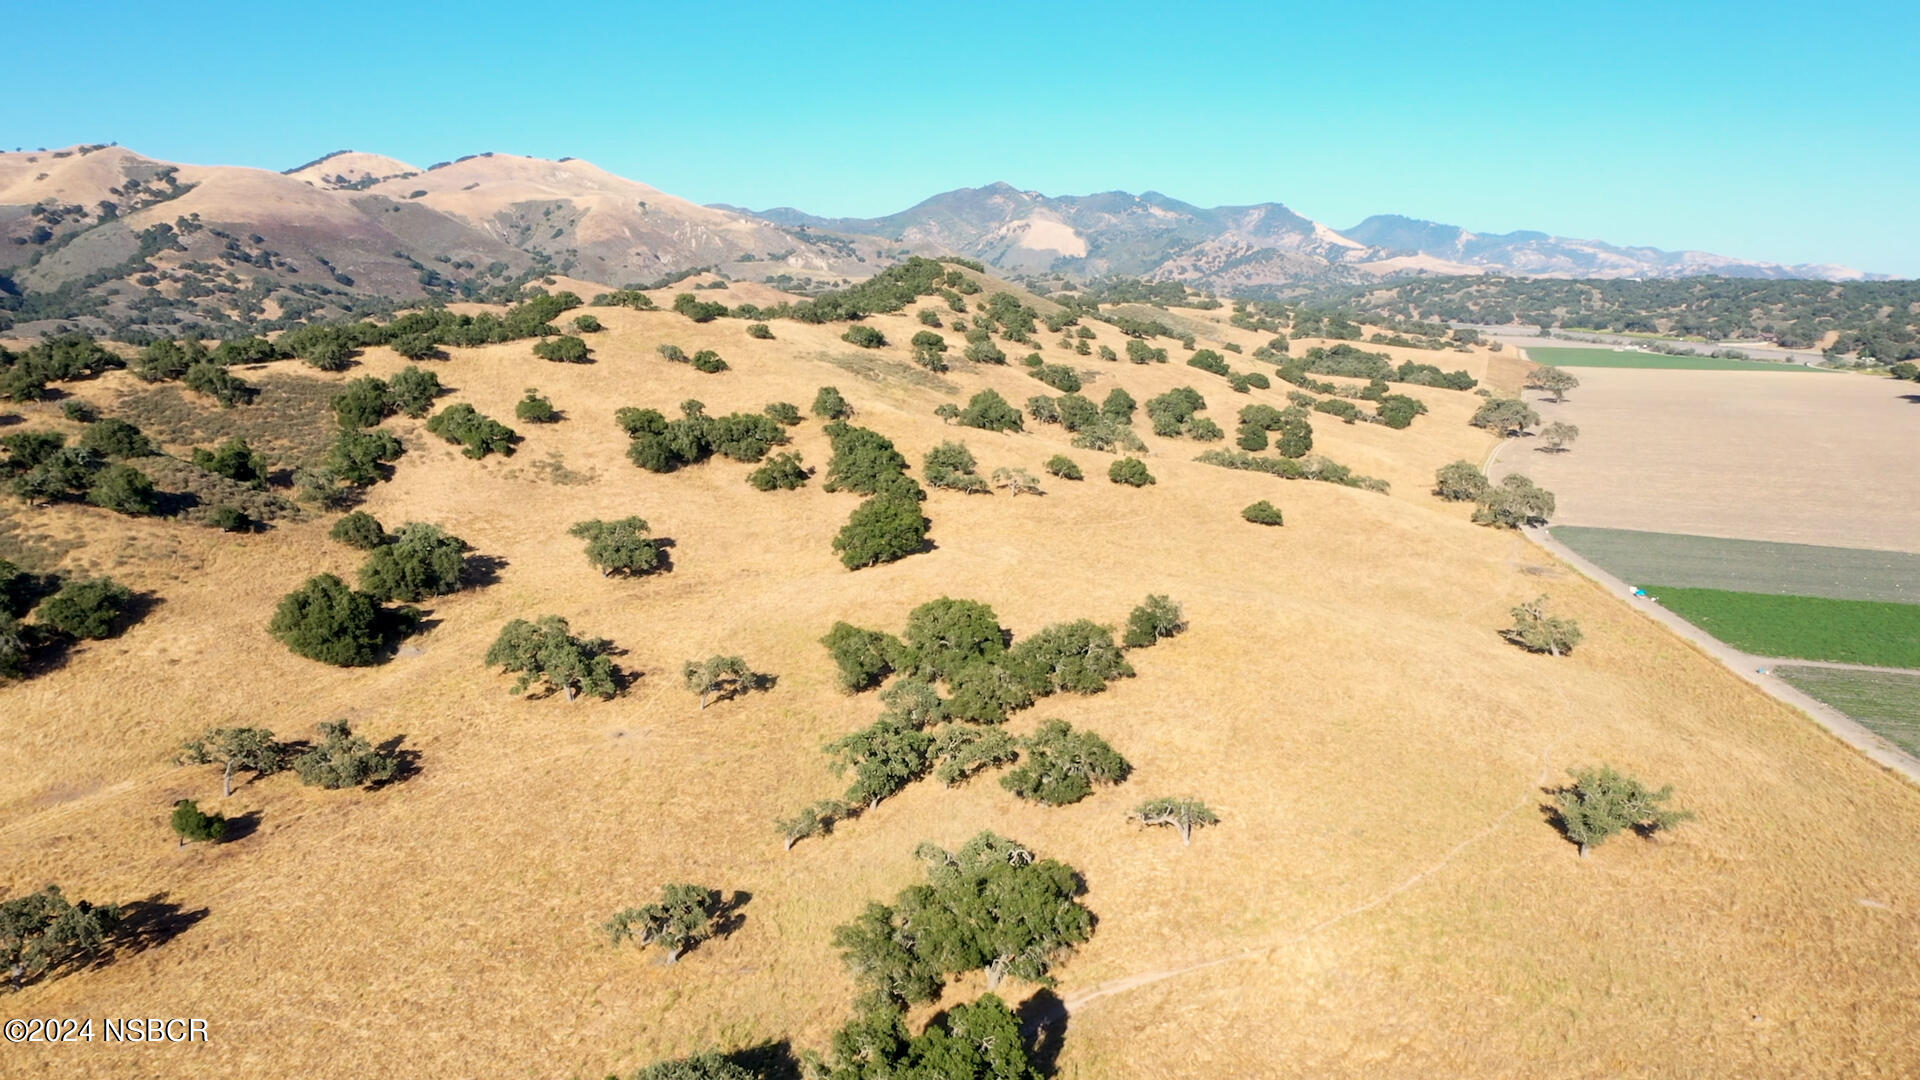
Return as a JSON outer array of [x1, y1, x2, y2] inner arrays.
[[12, 0, 1918, 274]]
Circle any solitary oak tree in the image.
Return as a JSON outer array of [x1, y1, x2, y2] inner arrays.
[[681, 655, 764, 709], [1552, 766, 1692, 857], [1501, 595, 1583, 656], [485, 616, 618, 701], [568, 517, 663, 576], [1526, 366, 1581, 402], [605, 884, 721, 963], [1130, 797, 1221, 845], [178, 727, 288, 797]]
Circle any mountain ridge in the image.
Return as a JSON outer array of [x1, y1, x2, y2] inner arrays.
[[720, 186, 1884, 285]]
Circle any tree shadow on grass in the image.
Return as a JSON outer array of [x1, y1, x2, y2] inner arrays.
[[725, 1040, 802, 1080], [368, 734, 423, 789], [712, 889, 751, 941], [463, 552, 509, 588], [1017, 988, 1069, 1075], [102, 892, 210, 966], [216, 809, 263, 843]]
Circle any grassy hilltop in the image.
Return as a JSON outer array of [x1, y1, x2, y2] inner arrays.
[[3, 269, 1919, 1079]]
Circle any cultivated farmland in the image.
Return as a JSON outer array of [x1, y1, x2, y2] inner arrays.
[[1492, 364, 1920, 551], [1775, 667, 1920, 757], [1524, 346, 1827, 371], [1552, 526, 1920, 604], [1638, 586, 1920, 668]]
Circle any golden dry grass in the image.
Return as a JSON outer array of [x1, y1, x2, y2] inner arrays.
[[3, 302, 1919, 1078]]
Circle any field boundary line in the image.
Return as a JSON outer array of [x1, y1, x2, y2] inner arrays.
[[1520, 525, 1920, 787]]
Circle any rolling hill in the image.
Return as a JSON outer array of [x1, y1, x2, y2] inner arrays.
[[3, 276, 1918, 1078], [0, 146, 890, 339]]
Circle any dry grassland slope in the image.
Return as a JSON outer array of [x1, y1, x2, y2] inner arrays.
[[2, 294, 1917, 1078]]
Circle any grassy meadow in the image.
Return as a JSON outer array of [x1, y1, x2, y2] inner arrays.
[[4, 288, 1920, 1079]]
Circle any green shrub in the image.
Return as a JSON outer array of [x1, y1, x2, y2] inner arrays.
[[747, 451, 810, 490], [206, 505, 251, 532], [358, 522, 466, 602], [515, 389, 557, 423], [834, 494, 930, 569], [385, 365, 444, 417], [426, 403, 517, 458], [812, 385, 853, 420], [924, 441, 988, 493], [1472, 474, 1555, 528], [1124, 594, 1185, 648], [86, 464, 157, 515], [746, 322, 774, 339], [764, 401, 802, 425], [672, 293, 729, 322], [171, 799, 228, 844], [533, 335, 590, 363], [192, 437, 267, 486], [820, 621, 903, 692], [37, 577, 134, 639], [268, 573, 385, 667], [1045, 454, 1083, 480], [1108, 457, 1155, 487], [689, 349, 728, 373], [330, 511, 387, 549], [957, 389, 1022, 432], [572, 314, 602, 333], [183, 362, 249, 407], [78, 419, 153, 459], [843, 324, 887, 348], [1242, 500, 1285, 526]]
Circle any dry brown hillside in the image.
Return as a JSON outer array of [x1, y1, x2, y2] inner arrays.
[[3, 295, 1918, 1079]]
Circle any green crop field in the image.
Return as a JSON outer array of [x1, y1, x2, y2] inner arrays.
[[1642, 585, 1920, 667], [1524, 346, 1825, 371], [1553, 527, 1920, 604], [1774, 667, 1920, 757]]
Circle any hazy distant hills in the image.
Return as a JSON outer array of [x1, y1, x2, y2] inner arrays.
[[0, 145, 1882, 337], [730, 186, 1884, 287]]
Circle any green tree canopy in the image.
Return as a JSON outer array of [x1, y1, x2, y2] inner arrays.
[[293, 720, 400, 789], [35, 577, 134, 639], [268, 573, 385, 667], [484, 615, 618, 700], [1123, 594, 1185, 648], [1001, 719, 1131, 806], [605, 883, 720, 963], [569, 517, 663, 577], [177, 726, 289, 797], [1553, 766, 1692, 857], [358, 522, 467, 602], [1131, 797, 1220, 844]]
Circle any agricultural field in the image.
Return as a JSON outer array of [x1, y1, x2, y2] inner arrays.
[[1775, 667, 1920, 758], [1523, 345, 1823, 371], [1489, 366, 1920, 551], [1551, 526, 1920, 604], [6, 288, 1920, 1080], [1638, 586, 1920, 668]]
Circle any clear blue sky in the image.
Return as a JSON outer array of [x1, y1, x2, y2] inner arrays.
[[12, 0, 1918, 275]]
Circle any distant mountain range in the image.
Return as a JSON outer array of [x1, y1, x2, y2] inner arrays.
[[724, 183, 1884, 286], [0, 145, 1882, 337]]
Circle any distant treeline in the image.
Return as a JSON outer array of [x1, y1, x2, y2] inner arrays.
[[1302, 275, 1920, 361]]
